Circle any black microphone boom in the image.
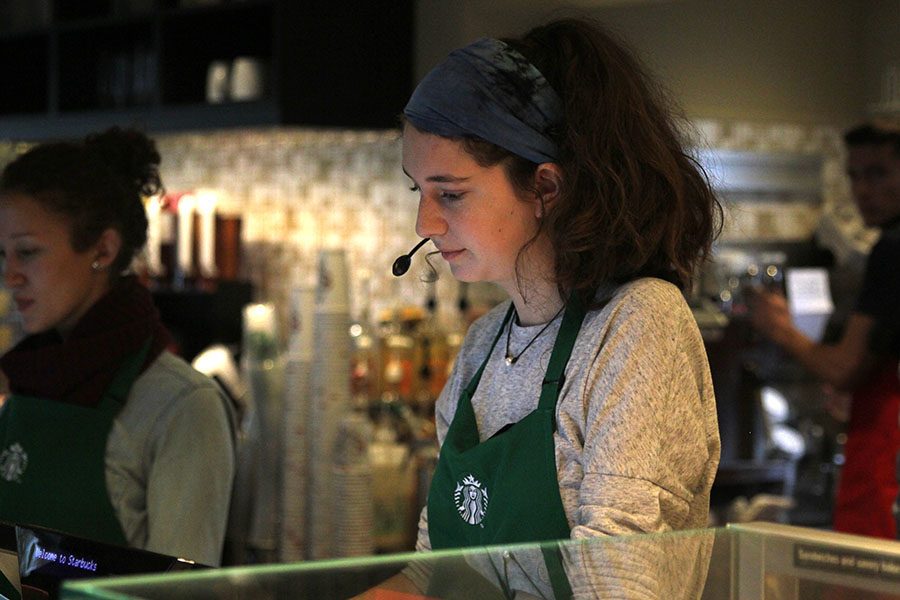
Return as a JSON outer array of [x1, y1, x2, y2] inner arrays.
[[392, 238, 431, 276]]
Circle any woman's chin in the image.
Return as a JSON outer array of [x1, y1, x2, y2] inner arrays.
[[449, 268, 479, 283], [18, 318, 50, 336]]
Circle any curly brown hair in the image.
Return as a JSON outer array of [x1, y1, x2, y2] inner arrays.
[[0, 127, 162, 276], [454, 18, 722, 306]]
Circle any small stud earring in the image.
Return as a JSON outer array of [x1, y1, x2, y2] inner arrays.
[[91, 261, 103, 272]]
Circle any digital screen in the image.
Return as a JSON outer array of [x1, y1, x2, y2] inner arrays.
[[15, 524, 207, 599]]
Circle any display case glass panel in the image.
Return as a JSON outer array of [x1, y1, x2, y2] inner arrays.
[[60, 523, 900, 600]]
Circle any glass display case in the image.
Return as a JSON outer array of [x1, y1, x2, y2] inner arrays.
[[57, 522, 900, 600]]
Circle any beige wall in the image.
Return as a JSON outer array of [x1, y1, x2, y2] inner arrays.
[[863, 0, 900, 113], [415, 0, 897, 126]]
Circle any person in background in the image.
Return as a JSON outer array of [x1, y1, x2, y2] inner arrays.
[[376, 17, 722, 597], [0, 127, 235, 566], [749, 122, 900, 539]]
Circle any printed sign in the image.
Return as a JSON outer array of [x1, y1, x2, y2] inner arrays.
[[794, 543, 900, 582]]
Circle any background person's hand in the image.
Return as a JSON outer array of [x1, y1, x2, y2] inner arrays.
[[746, 287, 794, 344], [821, 383, 852, 423]]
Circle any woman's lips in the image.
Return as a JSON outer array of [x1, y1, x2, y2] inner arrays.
[[440, 249, 464, 261], [14, 298, 33, 313]]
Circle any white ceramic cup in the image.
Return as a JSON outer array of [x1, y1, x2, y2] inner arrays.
[[205, 60, 230, 104], [229, 56, 266, 101]]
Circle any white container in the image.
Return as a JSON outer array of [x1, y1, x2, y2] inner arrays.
[[229, 56, 266, 102], [306, 249, 353, 558], [240, 302, 284, 560], [205, 60, 230, 104], [279, 285, 316, 562], [306, 310, 352, 559]]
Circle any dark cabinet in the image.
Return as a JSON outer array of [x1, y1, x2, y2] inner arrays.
[[151, 280, 253, 362], [0, 0, 414, 140]]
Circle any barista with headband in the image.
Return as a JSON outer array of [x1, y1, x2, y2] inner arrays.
[[384, 17, 722, 598]]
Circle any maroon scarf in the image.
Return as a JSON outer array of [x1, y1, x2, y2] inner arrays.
[[1, 276, 172, 407]]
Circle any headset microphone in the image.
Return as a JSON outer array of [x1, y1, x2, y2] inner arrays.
[[392, 238, 431, 276]]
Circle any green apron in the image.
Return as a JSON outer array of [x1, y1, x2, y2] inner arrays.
[[0, 568, 17, 600], [0, 341, 150, 547], [427, 297, 586, 599]]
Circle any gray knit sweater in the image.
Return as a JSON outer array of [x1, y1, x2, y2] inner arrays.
[[412, 277, 720, 597]]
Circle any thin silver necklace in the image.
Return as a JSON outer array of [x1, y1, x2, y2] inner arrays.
[[504, 305, 565, 366]]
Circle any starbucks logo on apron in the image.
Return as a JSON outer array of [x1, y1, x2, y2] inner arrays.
[[0, 443, 28, 483], [454, 474, 488, 526]]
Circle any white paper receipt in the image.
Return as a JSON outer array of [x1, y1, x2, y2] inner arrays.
[[786, 268, 834, 314]]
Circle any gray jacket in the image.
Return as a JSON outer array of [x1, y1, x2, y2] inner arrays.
[[105, 351, 236, 566]]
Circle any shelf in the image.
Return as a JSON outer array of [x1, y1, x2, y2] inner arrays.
[[0, 0, 414, 140], [0, 34, 49, 115], [694, 148, 824, 197], [150, 280, 253, 361], [58, 20, 156, 111], [53, 0, 120, 23], [0, 101, 283, 141], [53, 12, 154, 32], [159, 2, 274, 105]]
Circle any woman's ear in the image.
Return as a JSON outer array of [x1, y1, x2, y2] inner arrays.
[[533, 162, 563, 218], [92, 227, 123, 271]]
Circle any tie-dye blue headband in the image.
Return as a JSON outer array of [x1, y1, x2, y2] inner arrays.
[[403, 38, 563, 164]]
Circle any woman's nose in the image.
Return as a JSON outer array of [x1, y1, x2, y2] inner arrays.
[[415, 196, 448, 239], [2, 257, 23, 288]]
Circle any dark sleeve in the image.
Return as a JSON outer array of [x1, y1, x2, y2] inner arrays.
[[856, 233, 900, 354]]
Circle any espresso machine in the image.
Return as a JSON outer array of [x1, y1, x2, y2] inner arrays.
[[692, 149, 848, 527]]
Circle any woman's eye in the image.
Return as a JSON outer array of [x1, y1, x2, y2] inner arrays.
[[408, 184, 420, 192], [440, 191, 464, 202]]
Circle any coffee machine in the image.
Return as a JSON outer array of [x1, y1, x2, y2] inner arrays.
[[693, 149, 845, 526]]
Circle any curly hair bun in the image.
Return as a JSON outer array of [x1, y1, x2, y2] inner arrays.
[[0, 126, 165, 276], [84, 126, 163, 199]]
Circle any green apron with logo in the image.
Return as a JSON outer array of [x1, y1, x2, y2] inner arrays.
[[0, 568, 17, 600], [427, 298, 586, 599], [0, 341, 150, 547]]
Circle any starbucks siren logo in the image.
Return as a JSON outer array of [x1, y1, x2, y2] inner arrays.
[[0, 443, 28, 483], [454, 474, 488, 526]]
